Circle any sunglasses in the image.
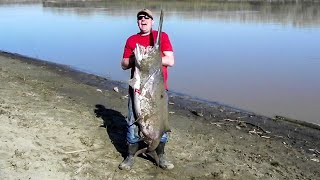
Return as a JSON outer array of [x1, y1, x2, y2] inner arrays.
[[137, 15, 152, 20]]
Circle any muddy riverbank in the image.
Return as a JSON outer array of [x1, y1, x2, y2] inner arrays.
[[0, 51, 319, 179]]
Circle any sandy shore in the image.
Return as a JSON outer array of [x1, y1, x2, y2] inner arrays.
[[0, 51, 319, 179]]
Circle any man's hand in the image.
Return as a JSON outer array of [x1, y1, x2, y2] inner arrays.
[[162, 51, 174, 67]]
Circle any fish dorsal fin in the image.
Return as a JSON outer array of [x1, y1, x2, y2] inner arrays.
[[154, 10, 163, 50], [128, 78, 137, 88]]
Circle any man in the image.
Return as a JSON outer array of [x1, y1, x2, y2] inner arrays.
[[119, 9, 175, 170]]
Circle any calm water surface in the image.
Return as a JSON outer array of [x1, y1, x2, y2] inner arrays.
[[0, 1, 319, 124]]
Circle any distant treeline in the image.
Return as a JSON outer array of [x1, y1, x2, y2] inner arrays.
[[1, 0, 319, 27], [4, 0, 318, 4], [41, 0, 320, 10], [0, 0, 40, 4], [41, 0, 320, 28], [41, 0, 320, 2], [41, 0, 320, 9]]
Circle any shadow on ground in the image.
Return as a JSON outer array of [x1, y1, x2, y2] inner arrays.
[[94, 104, 158, 165], [94, 104, 128, 157]]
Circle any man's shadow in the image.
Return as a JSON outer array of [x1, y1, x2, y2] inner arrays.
[[94, 104, 156, 164], [94, 104, 128, 157]]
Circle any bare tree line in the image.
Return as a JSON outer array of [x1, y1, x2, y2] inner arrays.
[[1, 0, 319, 27]]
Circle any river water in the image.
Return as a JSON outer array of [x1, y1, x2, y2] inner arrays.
[[0, 1, 319, 125]]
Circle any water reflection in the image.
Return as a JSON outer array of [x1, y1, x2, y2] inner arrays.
[[40, 0, 320, 27]]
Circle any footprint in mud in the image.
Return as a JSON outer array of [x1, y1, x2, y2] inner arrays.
[[79, 137, 94, 147], [0, 108, 6, 115], [14, 149, 25, 159], [0, 101, 8, 115]]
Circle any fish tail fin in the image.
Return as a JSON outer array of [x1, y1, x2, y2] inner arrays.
[[147, 138, 161, 165], [135, 148, 160, 166], [134, 147, 147, 157], [146, 151, 160, 166]]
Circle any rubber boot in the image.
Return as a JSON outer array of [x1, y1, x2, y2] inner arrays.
[[156, 142, 174, 170], [118, 143, 139, 170]]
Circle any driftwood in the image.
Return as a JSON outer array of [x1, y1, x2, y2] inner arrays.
[[223, 118, 267, 133], [64, 147, 101, 154]]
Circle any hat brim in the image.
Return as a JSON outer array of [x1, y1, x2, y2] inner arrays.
[[137, 11, 153, 20]]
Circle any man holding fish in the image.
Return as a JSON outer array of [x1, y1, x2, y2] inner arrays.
[[119, 9, 175, 170]]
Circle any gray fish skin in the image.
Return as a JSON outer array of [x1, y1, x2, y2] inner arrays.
[[128, 10, 170, 155]]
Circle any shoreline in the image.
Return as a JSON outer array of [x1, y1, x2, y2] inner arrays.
[[1, 50, 319, 179], [1, 50, 319, 130]]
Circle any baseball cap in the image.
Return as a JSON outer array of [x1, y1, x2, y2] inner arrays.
[[137, 9, 153, 20]]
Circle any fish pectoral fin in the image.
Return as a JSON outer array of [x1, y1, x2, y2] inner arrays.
[[134, 43, 143, 63]]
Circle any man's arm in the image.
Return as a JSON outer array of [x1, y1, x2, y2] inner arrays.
[[121, 57, 135, 70], [162, 51, 174, 67]]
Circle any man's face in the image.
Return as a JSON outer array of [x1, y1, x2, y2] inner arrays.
[[137, 13, 153, 35]]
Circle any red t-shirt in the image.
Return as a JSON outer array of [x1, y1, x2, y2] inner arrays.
[[122, 30, 173, 90]]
